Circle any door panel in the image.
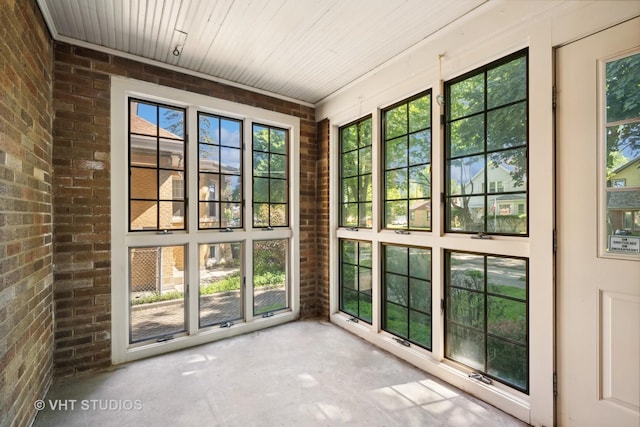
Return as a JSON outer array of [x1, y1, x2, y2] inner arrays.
[[556, 17, 640, 427]]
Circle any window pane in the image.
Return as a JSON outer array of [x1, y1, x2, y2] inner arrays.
[[386, 273, 408, 305], [409, 247, 430, 280], [339, 240, 372, 323], [130, 136, 157, 167], [449, 74, 484, 120], [253, 124, 289, 228], [130, 246, 185, 343], [449, 115, 485, 157], [220, 175, 242, 201], [220, 119, 241, 147], [130, 168, 157, 199], [410, 310, 431, 348], [130, 101, 158, 136], [447, 323, 484, 371], [487, 103, 527, 151], [253, 239, 288, 315], [130, 201, 157, 230], [409, 131, 431, 165], [342, 151, 358, 177], [342, 125, 358, 152], [487, 257, 527, 300], [199, 145, 220, 172], [487, 337, 528, 391], [606, 52, 640, 123], [270, 180, 287, 203], [386, 245, 408, 275], [359, 203, 372, 228], [342, 203, 357, 227], [386, 169, 408, 199], [409, 165, 430, 198], [199, 242, 242, 328], [450, 252, 485, 290], [409, 95, 431, 132], [385, 302, 408, 338], [385, 136, 408, 169], [253, 125, 269, 151], [270, 128, 287, 154], [488, 296, 527, 343], [487, 56, 527, 109], [359, 118, 372, 146], [221, 202, 241, 228], [409, 279, 431, 313], [385, 200, 408, 228], [487, 148, 527, 192], [386, 104, 408, 140], [448, 155, 485, 196], [449, 288, 484, 328], [159, 106, 184, 138], [359, 147, 372, 174], [448, 195, 485, 233]]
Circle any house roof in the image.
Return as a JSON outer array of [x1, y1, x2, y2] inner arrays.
[[608, 189, 640, 210]]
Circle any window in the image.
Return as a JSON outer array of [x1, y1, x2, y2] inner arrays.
[[382, 244, 432, 349], [339, 117, 372, 228], [198, 113, 243, 229], [445, 50, 528, 235], [128, 99, 186, 231], [445, 251, 528, 392], [253, 124, 289, 228], [383, 91, 432, 230], [339, 239, 372, 323], [254, 239, 288, 315], [603, 51, 640, 255]]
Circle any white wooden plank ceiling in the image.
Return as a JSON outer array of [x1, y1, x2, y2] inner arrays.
[[37, 0, 487, 104]]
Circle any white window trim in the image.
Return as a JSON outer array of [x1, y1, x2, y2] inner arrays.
[[111, 76, 300, 364]]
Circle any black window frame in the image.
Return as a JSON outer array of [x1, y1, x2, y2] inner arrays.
[[444, 49, 529, 236]]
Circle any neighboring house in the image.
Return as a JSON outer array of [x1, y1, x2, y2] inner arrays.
[[607, 156, 640, 235]]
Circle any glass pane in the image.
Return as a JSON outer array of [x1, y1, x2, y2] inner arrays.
[[199, 115, 219, 144], [342, 264, 357, 290], [130, 101, 158, 136], [449, 115, 484, 157], [270, 154, 286, 179], [409, 130, 431, 165], [449, 74, 484, 120], [220, 175, 241, 202], [253, 152, 269, 177], [199, 202, 220, 228], [359, 147, 372, 174], [199, 145, 219, 172], [270, 128, 287, 154], [446, 323, 484, 371], [487, 103, 526, 151], [409, 95, 431, 133], [385, 245, 408, 275], [342, 203, 358, 227], [359, 242, 372, 268], [385, 273, 408, 305], [359, 291, 372, 323], [409, 278, 431, 312], [253, 239, 287, 315], [606, 52, 640, 123], [253, 125, 269, 151], [448, 155, 485, 196], [221, 147, 241, 172], [269, 204, 287, 226], [342, 151, 358, 177], [448, 288, 484, 328], [359, 175, 372, 202], [130, 201, 157, 230], [488, 193, 527, 234], [488, 296, 527, 343], [385, 200, 408, 229], [448, 195, 485, 233], [409, 199, 430, 230], [487, 337, 527, 391], [341, 125, 358, 152], [487, 56, 527, 109], [409, 165, 430, 198], [341, 240, 357, 265], [253, 178, 269, 203], [359, 202, 372, 228], [386, 169, 408, 199], [270, 180, 287, 204], [409, 310, 431, 348], [220, 119, 241, 147], [159, 106, 184, 138], [385, 302, 408, 338], [359, 266, 372, 293], [129, 245, 185, 343], [487, 147, 527, 192], [359, 118, 372, 147], [130, 136, 157, 167], [342, 177, 358, 203], [200, 174, 219, 201], [449, 252, 484, 290], [130, 168, 157, 199], [341, 288, 358, 316], [386, 104, 408, 140], [253, 204, 268, 227], [159, 201, 181, 229], [221, 202, 241, 228], [409, 247, 430, 280], [385, 136, 408, 169], [159, 170, 181, 199], [487, 257, 527, 300], [199, 242, 242, 328]]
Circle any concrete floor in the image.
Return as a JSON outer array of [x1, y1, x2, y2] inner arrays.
[[33, 319, 529, 427]]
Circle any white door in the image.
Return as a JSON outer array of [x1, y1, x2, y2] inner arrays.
[[556, 17, 640, 427]]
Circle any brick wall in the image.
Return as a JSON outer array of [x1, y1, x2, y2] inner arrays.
[[317, 119, 331, 319], [52, 42, 319, 375], [0, 1, 54, 426]]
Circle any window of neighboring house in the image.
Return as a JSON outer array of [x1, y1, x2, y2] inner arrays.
[[383, 91, 432, 231], [339, 116, 373, 228], [445, 250, 529, 392], [445, 50, 528, 235], [172, 178, 184, 219], [253, 124, 289, 228], [128, 99, 186, 231], [198, 112, 243, 229], [382, 244, 432, 349], [339, 239, 372, 323]]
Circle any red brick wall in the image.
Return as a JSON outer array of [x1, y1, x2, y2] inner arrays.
[[52, 42, 319, 375], [0, 1, 54, 426], [317, 119, 331, 319]]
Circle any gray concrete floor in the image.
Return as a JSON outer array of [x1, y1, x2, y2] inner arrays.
[[33, 319, 529, 427]]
